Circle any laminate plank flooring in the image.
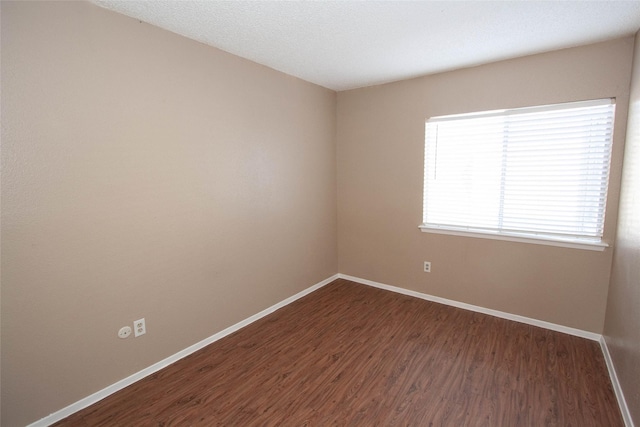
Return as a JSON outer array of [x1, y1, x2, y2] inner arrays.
[[54, 279, 623, 426]]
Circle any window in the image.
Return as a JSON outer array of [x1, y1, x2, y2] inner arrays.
[[420, 98, 615, 251]]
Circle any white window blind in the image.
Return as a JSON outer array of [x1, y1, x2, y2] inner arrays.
[[421, 98, 615, 248]]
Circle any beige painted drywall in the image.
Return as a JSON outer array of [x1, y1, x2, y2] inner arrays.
[[604, 31, 640, 426], [337, 37, 634, 334], [0, 1, 337, 425]]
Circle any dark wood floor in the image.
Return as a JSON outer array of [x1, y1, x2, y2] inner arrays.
[[54, 279, 623, 426]]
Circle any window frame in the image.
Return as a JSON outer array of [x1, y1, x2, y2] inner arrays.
[[419, 99, 616, 252]]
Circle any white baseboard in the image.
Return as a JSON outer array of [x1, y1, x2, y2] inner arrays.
[[600, 336, 635, 427], [29, 273, 632, 427], [337, 274, 601, 341], [28, 274, 340, 427], [339, 274, 638, 425]]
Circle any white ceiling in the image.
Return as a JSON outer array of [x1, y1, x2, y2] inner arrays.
[[91, 1, 640, 91]]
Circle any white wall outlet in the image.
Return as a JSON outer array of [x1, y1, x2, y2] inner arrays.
[[134, 318, 146, 337], [424, 261, 431, 273], [118, 326, 132, 339]]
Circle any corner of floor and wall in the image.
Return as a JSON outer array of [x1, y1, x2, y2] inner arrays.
[[1, 1, 639, 426]]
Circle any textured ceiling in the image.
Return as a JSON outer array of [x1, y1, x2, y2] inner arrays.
[[91, 1, 640, 91]]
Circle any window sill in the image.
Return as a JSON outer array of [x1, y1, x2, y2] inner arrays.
[[418, 225, 609, 252]]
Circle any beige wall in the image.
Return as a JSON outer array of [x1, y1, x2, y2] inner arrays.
[[337, 38, 634, 334], [604, 31, 640, 426], [0, 1, 337, 425]]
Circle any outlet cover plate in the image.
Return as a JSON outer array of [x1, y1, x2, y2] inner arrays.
[[134, 318, 146, 337]]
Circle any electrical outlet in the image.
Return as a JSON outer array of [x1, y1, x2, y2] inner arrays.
[[118, 326, 132, 339], [423, 261, 431, 273], [134, 318, 146, 337]]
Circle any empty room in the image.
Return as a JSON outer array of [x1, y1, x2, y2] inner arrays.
[[2, 1, 640, 426]]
